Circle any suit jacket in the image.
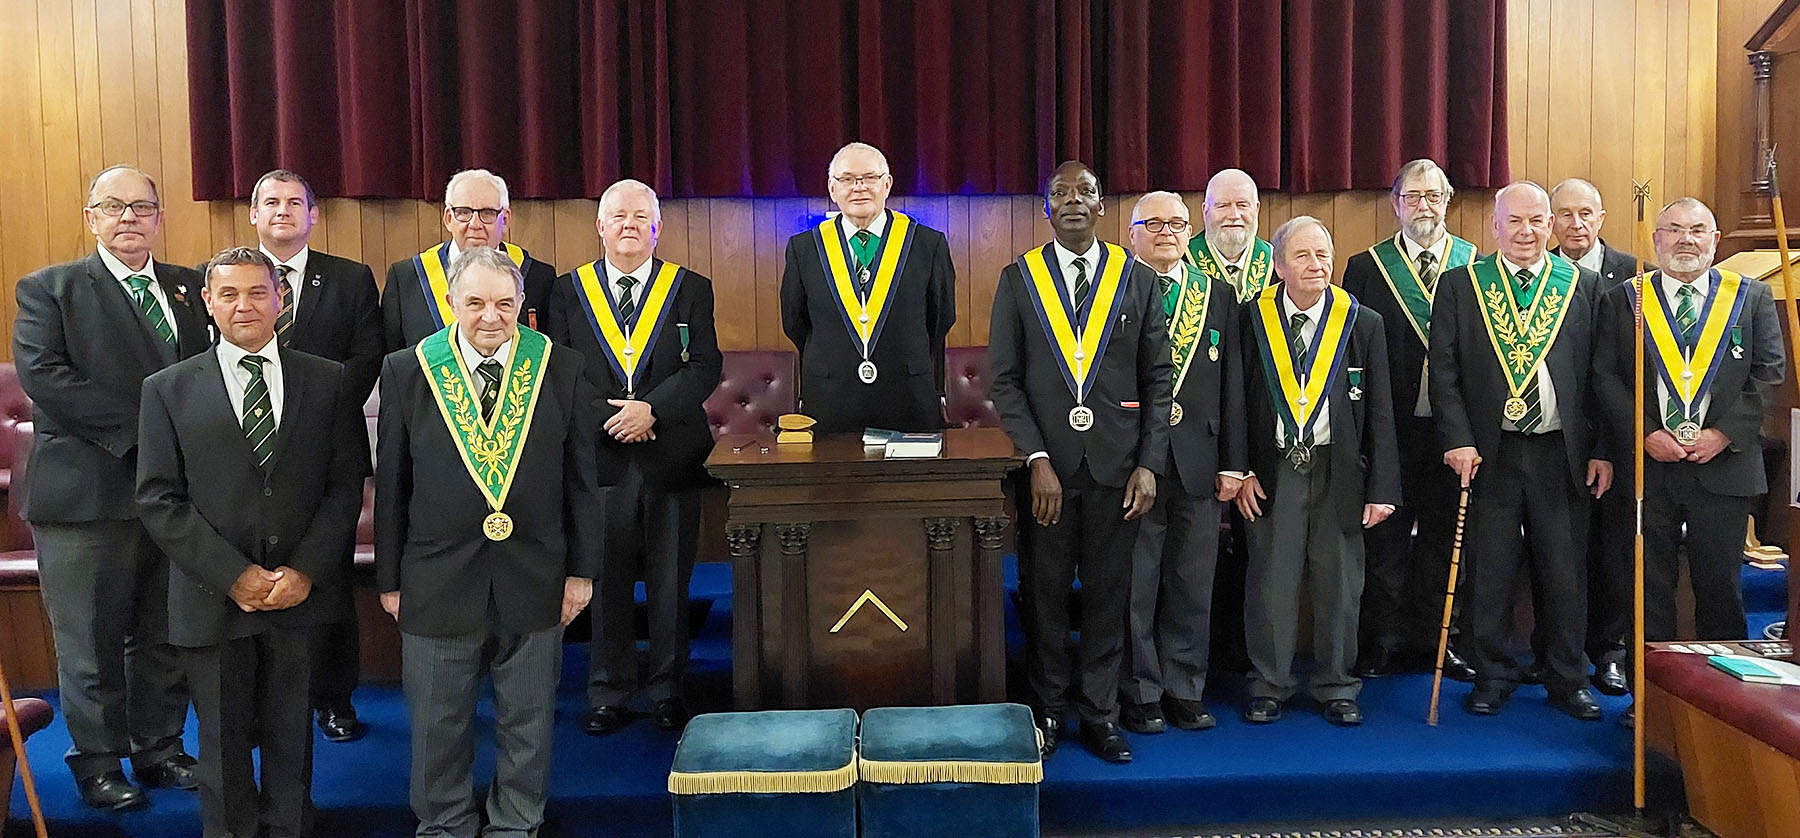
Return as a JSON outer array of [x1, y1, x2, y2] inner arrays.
[[381, 246, 556, 352], [137, 347, 369, 647], [374, 335, 602, 637], [1428, 254, 1604, 487], [1341, 241, 1471, 418], [1160, 268, 1247, 496], [1240, 292, 1401, 529], [12, 253, 212, 523], [780, 213, 956, 433], [1556, 240, 1650, 292], [1594, 272, 1784, 496], [988, 244, 1173, 487], [281, 249, 385, 403], [545, 260, 723, 490]]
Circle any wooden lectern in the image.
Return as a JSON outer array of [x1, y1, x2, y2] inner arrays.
[[706, 428, 1021, 711]]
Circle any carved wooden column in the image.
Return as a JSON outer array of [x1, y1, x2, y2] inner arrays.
[[726, 524, 762, 708], [924, 517, 961, 703], [1746, 50, 1777, 228], [775, 522, 813, 706], [973, 516, 1010, 701]]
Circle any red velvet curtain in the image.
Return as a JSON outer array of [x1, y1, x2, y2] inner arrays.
[[186, 0, 1507, 200]]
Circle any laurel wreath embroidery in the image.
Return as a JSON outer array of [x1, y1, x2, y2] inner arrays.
[[1244, 249, 1270, 298], [1168, 279, 1206, 367], [1482, 285, 1565, 376], [437, 358, 532, 487]]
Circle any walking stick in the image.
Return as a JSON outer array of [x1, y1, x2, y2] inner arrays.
[[1426, 485, 1471, 726], [1630, 179, 1652, 814], [0, 652, 50, 838]]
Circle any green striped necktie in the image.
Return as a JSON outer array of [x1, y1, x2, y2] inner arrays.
[[239, 355, 276, 468], [125, 274, 176, 346]]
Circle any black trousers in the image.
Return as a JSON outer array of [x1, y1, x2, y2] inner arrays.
[[1583, 486, 1635, 664], [1642, 463, 1751, 643], [1017, 461, 1138, 728], [1360, 413, 1463, 656], [310, 609, 361, 713], [1463, 431, 1590, 697], [1209, 509, 1250, 670], [588, 461, 701, 707], [1122, 473, 1220, 705], [185, 627, 317, 838]]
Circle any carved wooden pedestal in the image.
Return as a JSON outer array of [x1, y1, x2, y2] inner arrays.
[[707, 429, 1019, 710]]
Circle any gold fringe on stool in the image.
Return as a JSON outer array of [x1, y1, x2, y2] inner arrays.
[[1426, 485, 1471, 726], [857, 756, 1043, 786], [0, 647, 50, 838], [666, 758, 857, 796]]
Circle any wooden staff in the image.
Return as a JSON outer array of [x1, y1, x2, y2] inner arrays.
[[0, 652, 50, 838], [1630, 179, 1651, 813], [1426, 485, 1471, 726], [1772, 147, 1800, 405]]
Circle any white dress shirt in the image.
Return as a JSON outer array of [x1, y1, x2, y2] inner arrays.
[[1276, 290, 1333, 447], [259, 245, 310, 308], [98, 245, 179, 340], [836, 210, 889, 243], [1656, 270, 1716, 426], [217, 337, 284, 426], [1497, 255, 1562, 433], [1566, 244, 1606, 276], [1399, 232, 1452, 417], [457, 328, 515, 403], [603, 256, 655, 311]]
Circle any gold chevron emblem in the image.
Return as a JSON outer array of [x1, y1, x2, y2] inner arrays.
[[828, 589, 909, 633]]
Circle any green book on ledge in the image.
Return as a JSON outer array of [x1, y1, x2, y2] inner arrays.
[[1708, 654, 1800, 685]]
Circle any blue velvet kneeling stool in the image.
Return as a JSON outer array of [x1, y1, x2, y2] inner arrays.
[[667, 708, 859, 838], [858, 703, 1043, 838]]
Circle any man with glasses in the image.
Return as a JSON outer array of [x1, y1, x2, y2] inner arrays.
[[780, 142, 957, 432], [1548, 177, 1651, 699], [1118, 191, 1244, 736], [1430, 181, 1611, 720], [1594, 199, 1782, 721], [1341, 160, 1478, 682], [13, 165, 211, 809], [247, 168, 386, 743], [382, 169, 556, 350]]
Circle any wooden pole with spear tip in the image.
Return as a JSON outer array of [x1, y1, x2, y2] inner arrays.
[[1771, 147, 1800, 408], [1630, 178, 1651, 815]]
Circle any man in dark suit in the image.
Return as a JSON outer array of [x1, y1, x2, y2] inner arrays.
[[1549, 176, 1652, 696], [247, 168, 386, 743], [1595, 198, 1783, 673], [780, 142, 956, 433], [1236, 216, 1400, 727], [1118, 190, 1244, 736], [545, 179, 721, 736], [381, 169, 555, 350], [12, 165, 209, 809], [989, 161, 1172, 763], [376, 246, 600, 837], [1430, 181, 1612, 721], [138, 247, 369, 838], [1341, 159, 1479, 682]]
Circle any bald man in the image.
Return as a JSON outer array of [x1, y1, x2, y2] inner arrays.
[[1429, 181, 1610, 721]]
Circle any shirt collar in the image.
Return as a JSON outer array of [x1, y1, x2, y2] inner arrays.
[[1206, 235, 1252, 272], [217, 334, 279, 370], [1499, 254, 1549, 279], [1661, 268, 1712, 299], [1399, 231, 1450, 264], [604, 256, 655, 286], [456, 327, 514, 371], [258, 245, 310, 279], [838, 210, 889, 240], [1561, 242, 1605, 274], [1281, 287, 1328, 323], [1051, 238, 1102, 272], [97, 244, 156, 282]]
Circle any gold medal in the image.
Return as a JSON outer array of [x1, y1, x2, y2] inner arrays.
[[1169, 403, 1184, 426], [1503, 396, 1528, 422], [1673, 421, 1702, 446], [483, 511, 513, 541]]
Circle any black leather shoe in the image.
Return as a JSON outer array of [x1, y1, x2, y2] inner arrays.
[[652, 698, 690, 732], [1079, 722, 1132, 763], [1519, 661, 1546, 686], [1162, 697, 1217, 731], [1592, 659, 1630, 696], [134, 753, 199, 790], [1323, 698, 1364, 726], [1441, 646, 1477, 683], [1035, 713, 1062, 759], [1550, 688, 1603, 721], [1463, 689, 1509, 716], [1242, 697, 1282, 724], [1120, 702, 1166, 734], [580, 704, 632, 736], [316, 706, 368, 743], [78, 771, 148, 811], [1356, 646, 1399, 677]]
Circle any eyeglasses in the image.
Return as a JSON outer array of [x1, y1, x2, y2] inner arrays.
[[1397, 191, 1447, 207], [449, 206, 504, 224], [831, 173, 889, 187], [1655, 224, 1715, 240], [1132, 219, 1190, 233], [88, 199, 160, 217]]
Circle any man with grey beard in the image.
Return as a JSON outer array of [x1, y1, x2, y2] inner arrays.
[[1594, 199, 1782, 696], [1341, 160, 1478, 682]]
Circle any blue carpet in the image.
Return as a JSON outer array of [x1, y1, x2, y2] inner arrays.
[[7, 556, 1736, 837]]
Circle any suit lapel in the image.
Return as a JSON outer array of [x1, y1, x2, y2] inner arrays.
[[155, 264, 208, 361], [288, 264, 327, 342], [262, 348, 306, 474], [199, 349, 263, 468], [85, 255, 171, 370]]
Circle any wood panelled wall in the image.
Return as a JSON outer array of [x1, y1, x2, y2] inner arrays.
[[0, 0, 1726, 356]]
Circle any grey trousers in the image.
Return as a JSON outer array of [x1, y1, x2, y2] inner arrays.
[[32, 520, 188, 780], [402, 624, 564, 838], [1243, 451, 1365, 703], [1123, 474, 1220, 705]]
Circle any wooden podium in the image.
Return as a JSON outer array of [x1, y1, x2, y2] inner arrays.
[[705, 428, 1020, 711]]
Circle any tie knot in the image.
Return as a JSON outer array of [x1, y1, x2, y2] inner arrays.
[[1072, 257, 1088, 274], [855, 230, 873, 246], [1227, 264, 1242, 275], [1677, 283, 1698, 297], [477, 359, 503, 380], [126, 274, 153, 293], [238, 355, 268, 379], [1515, 268, 1533, 286], [1417, 251, 1436, 268], [617, 275, 638, 290], [1290, 312, 1307, 330]]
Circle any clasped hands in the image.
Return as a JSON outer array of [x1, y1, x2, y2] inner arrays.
[[1645, 428, 1727, 464], [379, 577, 592, 627], [606, 399, 656, 443], [229, 564, 312, 613]]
